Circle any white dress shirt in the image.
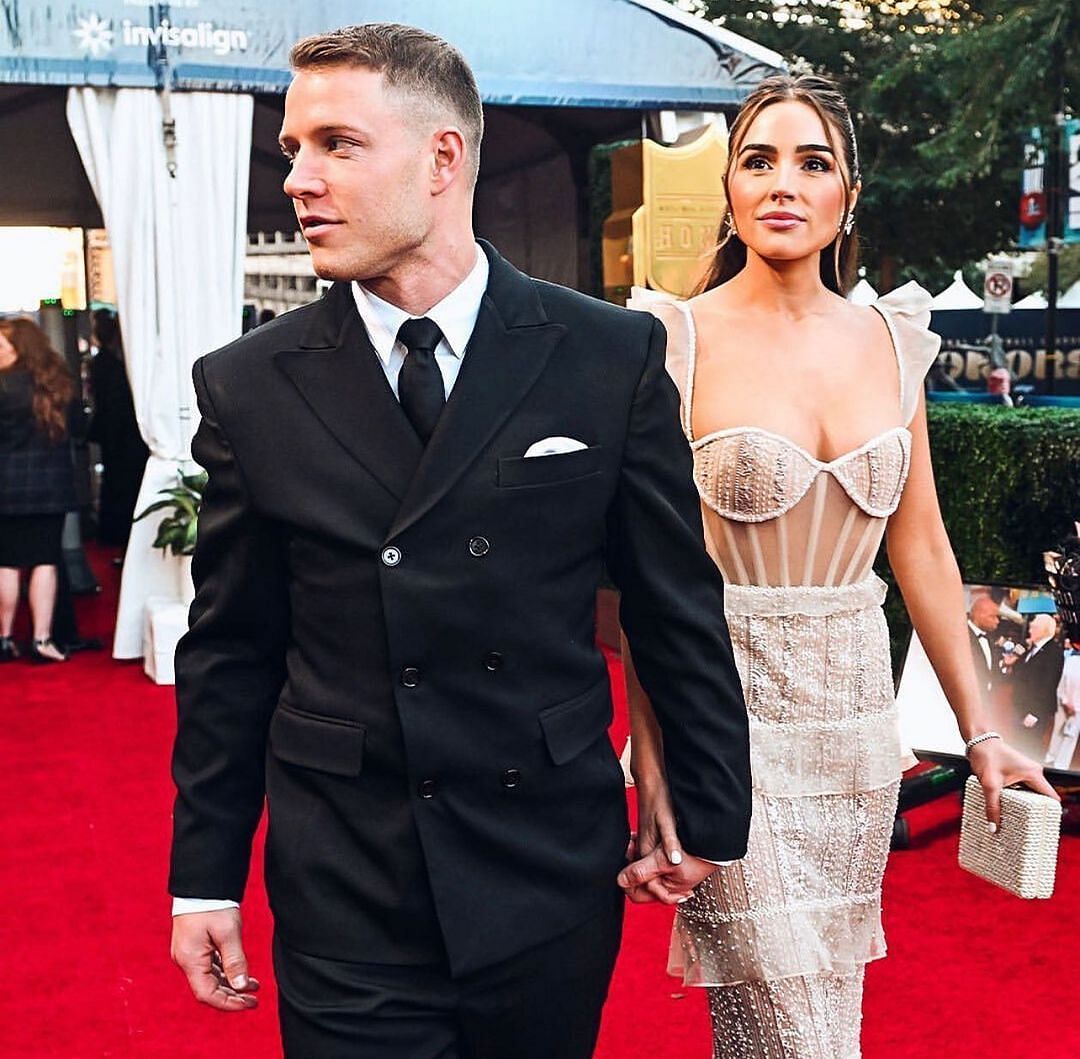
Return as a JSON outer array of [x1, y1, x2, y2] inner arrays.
[[173, 247, 488, 918]]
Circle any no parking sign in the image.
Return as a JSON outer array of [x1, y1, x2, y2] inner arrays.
[[983, 259, 1013, 314]]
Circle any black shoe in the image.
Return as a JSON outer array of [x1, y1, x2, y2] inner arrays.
[[29, 638, 68, 664], [61, 637, 104, 654], [0, 636, 19, 662]]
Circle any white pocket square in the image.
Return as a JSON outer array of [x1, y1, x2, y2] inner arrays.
[[523, 436, 588, 458]]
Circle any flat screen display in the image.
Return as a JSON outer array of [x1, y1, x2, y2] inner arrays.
[[896, 582, 1079, 779]]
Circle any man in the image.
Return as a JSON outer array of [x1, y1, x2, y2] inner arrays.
[[967, 595, 1000, 700], [1011, 614, 1064, 761], [169, 23, 750, 1059]]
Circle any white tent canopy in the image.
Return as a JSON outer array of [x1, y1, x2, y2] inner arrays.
[[931, 270, 983, 310], [1013, 290, 1048, 308], [67, 87, 253, 658], [1059, 280, 1080, 308]]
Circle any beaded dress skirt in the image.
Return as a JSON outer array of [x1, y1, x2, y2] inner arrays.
[[631, 283, 942, 1059]]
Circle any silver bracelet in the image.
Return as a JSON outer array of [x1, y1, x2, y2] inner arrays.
[[964, 731, 1001, 757]]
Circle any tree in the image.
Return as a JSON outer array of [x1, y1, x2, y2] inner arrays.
[[686, 1, 1076, 291]]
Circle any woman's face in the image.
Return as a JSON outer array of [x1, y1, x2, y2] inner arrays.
[[0, 330, 15, 360], [727, 100, 855, 264]]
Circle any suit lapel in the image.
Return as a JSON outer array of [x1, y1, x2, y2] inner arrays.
[[274, 283, 423, 501], [387, 246, 566, 540]]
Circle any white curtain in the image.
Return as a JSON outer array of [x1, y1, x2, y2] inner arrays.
[[67, 87, 253, 658]]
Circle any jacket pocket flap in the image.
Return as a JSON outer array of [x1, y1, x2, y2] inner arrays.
[[538, 678, 613, 765], [498, 445, 603, 488], [269, 703, 365, 777]]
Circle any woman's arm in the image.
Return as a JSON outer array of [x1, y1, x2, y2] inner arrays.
[[618, 631, 722, 903], [886, 394, 1059, 822]]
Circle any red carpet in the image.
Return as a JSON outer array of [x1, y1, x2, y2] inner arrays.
[[1, 547, 1078, 1057]]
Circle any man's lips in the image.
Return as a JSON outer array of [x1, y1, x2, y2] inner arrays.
[[300, 217, 343, 238]]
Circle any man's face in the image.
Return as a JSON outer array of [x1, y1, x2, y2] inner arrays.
[[971, 598, 999, 633], [280, 66, 433, 282]]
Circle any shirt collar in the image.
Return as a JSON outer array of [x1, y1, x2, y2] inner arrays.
[[351, 244, 488, 368]]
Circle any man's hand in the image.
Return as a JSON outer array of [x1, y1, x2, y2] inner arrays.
[[618, 846, 718, 904], [171, 908, 260, 1011]]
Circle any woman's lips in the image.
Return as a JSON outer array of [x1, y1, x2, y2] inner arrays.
[[758, 214, 804, 231]]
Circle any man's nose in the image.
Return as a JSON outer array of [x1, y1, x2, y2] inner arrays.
[[283, 152, 326, 199]]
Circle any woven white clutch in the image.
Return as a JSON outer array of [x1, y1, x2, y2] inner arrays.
[[958, 775, 1062, 899]]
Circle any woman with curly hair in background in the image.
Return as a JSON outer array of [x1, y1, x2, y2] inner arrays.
[[0, 317, 77, 662]]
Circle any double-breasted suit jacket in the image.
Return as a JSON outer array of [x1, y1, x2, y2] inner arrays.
[[169, 242, 751, 976]]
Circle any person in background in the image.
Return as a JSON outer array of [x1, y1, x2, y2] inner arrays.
[[257, 307, 276, 327], [88, 310, 148, 549], [1046, 623, 1080, 769], [0, 317, 78, 662], [1009, 614, 1064, 760]]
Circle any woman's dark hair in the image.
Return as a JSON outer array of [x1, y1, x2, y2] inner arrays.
[[0, 317, 74, 442], [695, 73, 861, 296]]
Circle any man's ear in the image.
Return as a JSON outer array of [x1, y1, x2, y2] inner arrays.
[[431, 127, 468, 194]]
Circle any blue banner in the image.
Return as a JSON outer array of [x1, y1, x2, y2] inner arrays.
[[1019, 127, 1047, 250], [1064, 118, 1080, 246]]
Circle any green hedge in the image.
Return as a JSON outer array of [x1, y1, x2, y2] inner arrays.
[[877, 405, 1080, 672]]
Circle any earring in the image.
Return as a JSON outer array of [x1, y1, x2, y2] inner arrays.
[[843, 210, 855, 236], [716, 210, 737, 249]]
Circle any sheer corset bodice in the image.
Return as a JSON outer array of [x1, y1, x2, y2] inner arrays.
[[692, 426, 910, 587], [630, 283, 941, 589]]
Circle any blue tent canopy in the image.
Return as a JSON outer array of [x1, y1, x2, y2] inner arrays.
[[0, 0, 784, 108]]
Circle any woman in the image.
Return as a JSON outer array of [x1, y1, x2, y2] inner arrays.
[[0, 317, 78, 662], [622, 75, 1057, 1057]]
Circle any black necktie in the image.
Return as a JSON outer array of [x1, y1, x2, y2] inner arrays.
[[397, 317, 445, 444]]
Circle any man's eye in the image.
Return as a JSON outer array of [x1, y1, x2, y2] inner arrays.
[[328, 138, 353, 152]]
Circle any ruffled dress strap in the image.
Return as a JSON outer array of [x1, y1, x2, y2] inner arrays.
[[872, 281, 942, 424], [626, 286, 695, 440]]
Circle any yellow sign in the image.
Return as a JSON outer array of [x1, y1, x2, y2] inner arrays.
[[634, 123, 728, 298]]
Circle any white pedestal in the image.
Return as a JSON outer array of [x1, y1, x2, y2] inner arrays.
[[143, 596, 190, 686]]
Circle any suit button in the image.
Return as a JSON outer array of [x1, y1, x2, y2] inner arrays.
[[483, 652, 504, 672], [401, 666, 421, 688], [418, 779, 436, 799], [500, 769, 522, 789], [381, 546, 402, 567], [468, 536, 490, 558]]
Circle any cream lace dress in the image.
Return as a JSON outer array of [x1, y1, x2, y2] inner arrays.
[[630, 284, 941, 1059]]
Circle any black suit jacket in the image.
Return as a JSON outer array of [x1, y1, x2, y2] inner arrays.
[[1017, 640, 1065, 730], [170, 243, 751, 975]]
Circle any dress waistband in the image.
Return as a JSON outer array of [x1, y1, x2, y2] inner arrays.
[[723, 574, 888, 617]]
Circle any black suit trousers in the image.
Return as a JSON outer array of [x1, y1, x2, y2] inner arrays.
[[273, 889, 624, 1059]]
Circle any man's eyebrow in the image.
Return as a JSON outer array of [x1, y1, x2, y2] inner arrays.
[[278, 124, 367, 148]]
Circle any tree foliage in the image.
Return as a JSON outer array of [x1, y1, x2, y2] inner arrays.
[[687, 0, 1078, 292]]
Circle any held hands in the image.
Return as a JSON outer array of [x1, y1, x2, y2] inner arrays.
[[967, 736, 1060, 831], [618, 779, 719, 904], [171, 908, 260, 1012]]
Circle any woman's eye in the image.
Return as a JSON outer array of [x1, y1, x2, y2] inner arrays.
[[804, 156, 832, 172], [743, 155, 770, 170]]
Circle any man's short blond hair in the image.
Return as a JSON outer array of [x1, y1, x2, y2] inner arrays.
[[290, 23, 484, 184]]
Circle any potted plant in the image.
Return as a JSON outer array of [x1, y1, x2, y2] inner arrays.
[[135, 470, 207, 602]]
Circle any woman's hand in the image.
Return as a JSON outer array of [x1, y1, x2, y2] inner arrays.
[[619, 777, 718, 904], [967, 737, 1060, 830]]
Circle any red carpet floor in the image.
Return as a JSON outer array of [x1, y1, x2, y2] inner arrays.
[[1, 548, 1078, 1058]]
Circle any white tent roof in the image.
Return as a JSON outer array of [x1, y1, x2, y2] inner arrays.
[[1014, 290, 1048, 309], [847, 278, 879, 306], [931, 270, 983, 310], [1059, 280, 1080, 308]]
